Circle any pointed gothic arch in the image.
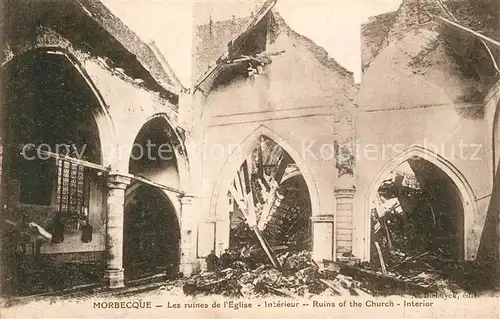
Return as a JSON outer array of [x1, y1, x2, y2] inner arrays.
[[364, 145, 477, 261], [1, 48, 117, 167], [209, 124, 320, 219]]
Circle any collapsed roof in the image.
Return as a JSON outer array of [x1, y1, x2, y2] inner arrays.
[[362, 0, 499, 88], [193, 0, 354, 95], [0, 0, 180, 105]]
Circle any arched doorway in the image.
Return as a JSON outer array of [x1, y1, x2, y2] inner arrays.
[[124, 185, 180, 279], [125, 117, 182, 279], [217, 133, 313, 263], [366, 148, 471, 267], [0, 50, 107, 295]]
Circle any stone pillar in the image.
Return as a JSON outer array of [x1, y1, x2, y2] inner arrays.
[[214, 195, 232, 256], [311, 214, 335, 263], [196, 219, 216, 270], [215, 218, 230, 256], [334, 187, 356, 259], [104, 173, 131, 289], [179, 194, 199, 277]]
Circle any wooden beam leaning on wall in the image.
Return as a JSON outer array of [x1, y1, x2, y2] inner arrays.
[[25, 146, 186, 195], [229, 161, 281, 269]]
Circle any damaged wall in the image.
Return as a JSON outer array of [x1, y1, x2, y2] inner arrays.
[[355, 0, 500, 262], [0, 0, 188, 264], [194, 10, 357, 262]]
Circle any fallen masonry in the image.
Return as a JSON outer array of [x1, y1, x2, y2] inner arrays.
[[180, 247, 487, 298]]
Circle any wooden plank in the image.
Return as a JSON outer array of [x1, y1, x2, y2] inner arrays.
[[374, 241, 388, 275], [381, 218, 393, 249], [319, 279, 350, 295], [229, 184, 281, 269], [338, 264, 432, 294], [130, 175, 185, 195], [230, 0, 278, 52], [34, 148, 109, 172], [388, 252, 430, 271], [32, 147, 186, 194], [275, 153, 292, 184], [237, 165, 246, 196], [432, 15, 500, 48], [352, 287, 371, 296], [241, 160, 251, 195], [264, 284, 299, 298]]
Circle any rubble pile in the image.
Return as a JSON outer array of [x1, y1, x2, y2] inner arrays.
[[183, 152, 490, 299], [183, 250, 373, 298], [355, 249, 484, 296], [182, 244, 487, 299], [183, 269, 242, 297]]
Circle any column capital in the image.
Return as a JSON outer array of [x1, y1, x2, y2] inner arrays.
[[311, 214, 335, 223], [334, 187, 356, 199], [107, 173, 133, 190]]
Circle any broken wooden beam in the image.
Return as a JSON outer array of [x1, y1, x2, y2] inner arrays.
[[229, 184, 281, 269], [28, 147, 186, 194], [381, 218, 393, 249], [388, 251, 431, 271], [319, 278, 350, 295], [352, 287, 371, 296], [374, 241, 388, 275], [337, 263, 433, 294], [250, 225, 281, 269], [264, 284, 298, 298], [131, 175, 186, 195]]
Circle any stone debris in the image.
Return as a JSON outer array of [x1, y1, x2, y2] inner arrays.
[[182, 248, 485, 298], [183, 250, 371, 298]]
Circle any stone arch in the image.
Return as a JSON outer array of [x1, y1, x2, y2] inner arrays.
[[145, 113, 189, 191], [364, 145, 477, 261], [124, 183, 180, 222], [123, 184, 181, 278], [121, 114, 189, 191], [124, 183, 181, 222], [209, 124, 320, 219], [1, 47, 117, 167]]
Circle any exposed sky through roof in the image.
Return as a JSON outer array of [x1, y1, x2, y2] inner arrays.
[[101, 0, 403, 86]]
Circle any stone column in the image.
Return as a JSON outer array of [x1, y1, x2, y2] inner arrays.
[[104, 173, 131, 288], [334, 187, 356, 259], [179, 194, 198, 277], [214, 194, 232, 256], [196, 219, 216, 271], [311, 214, 335, 263]]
